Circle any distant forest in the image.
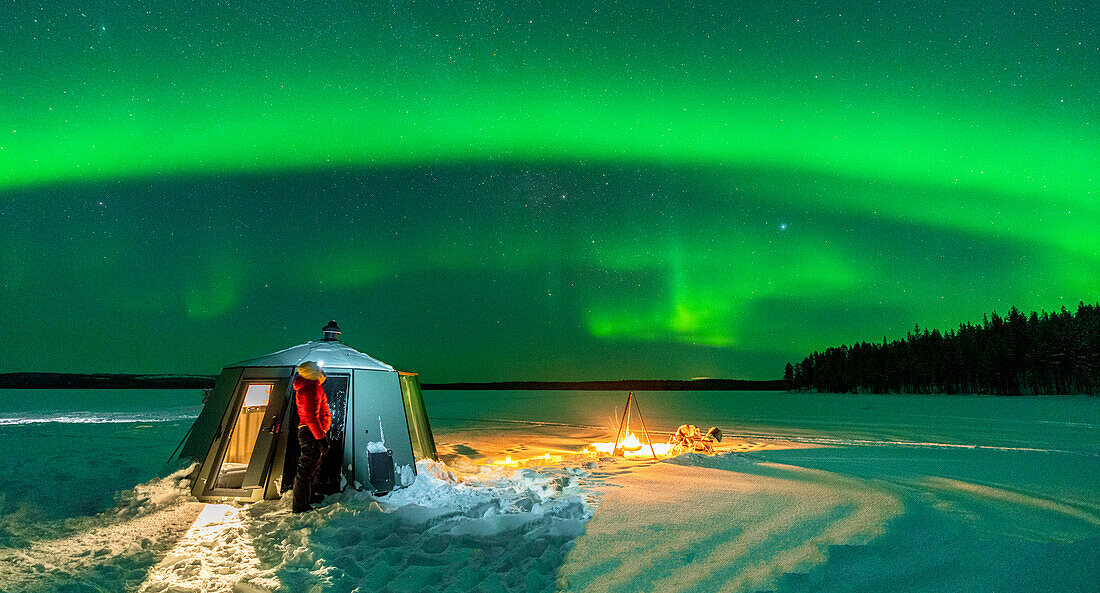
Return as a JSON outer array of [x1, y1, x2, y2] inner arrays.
[[785, 302, 1100, 396]]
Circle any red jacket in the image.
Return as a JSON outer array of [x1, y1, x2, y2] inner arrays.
[[294, 376, 332, 440]]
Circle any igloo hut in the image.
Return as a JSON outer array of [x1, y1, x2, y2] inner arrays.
[[179, 321, 436, 503]]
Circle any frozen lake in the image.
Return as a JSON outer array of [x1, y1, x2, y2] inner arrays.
[[0, 389, 1096, 592]]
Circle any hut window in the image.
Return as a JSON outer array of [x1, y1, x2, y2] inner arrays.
[[242, 384, 272, 408]]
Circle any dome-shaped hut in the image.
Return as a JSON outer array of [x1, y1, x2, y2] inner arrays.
[[179, 321, 436, 503]]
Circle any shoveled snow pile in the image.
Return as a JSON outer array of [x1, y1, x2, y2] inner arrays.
[[373, 459, 591, 533]]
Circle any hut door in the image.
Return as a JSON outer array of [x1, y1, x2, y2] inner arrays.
[[239, 378, 292, 489], [351, 369, 414, 488]]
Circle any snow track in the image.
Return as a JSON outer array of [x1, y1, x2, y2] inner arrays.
[[559, 459, 902, 593]]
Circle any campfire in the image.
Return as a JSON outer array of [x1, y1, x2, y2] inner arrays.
[[583, 392, 674, 459], [584, 392, 723, 459]]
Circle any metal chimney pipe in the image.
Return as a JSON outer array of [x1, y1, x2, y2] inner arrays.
[[322, 320, 342, 341]]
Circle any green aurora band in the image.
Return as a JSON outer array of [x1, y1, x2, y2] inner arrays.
[[2, 1, 1096, 380]]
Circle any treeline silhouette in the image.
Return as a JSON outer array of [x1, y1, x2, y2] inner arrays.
[[785, 302, 1100, 395]]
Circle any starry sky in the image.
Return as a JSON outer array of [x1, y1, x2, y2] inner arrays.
[[2, 1, 1097, 381]]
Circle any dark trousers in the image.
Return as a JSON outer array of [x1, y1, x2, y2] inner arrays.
[[292, 427, 328, 513]]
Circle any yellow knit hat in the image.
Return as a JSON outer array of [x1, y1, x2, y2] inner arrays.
[[296, 361, 326, 381]]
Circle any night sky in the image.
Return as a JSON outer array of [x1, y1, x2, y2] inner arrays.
[[2, 2, 1096, 381]]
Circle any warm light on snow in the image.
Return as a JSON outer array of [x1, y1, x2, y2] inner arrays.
[[139, 503, 277, 593], [193, 503, 237, 537], [491, 451, 564, 466]]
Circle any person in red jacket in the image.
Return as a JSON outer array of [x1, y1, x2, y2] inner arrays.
[[292, 361, 332, 513]]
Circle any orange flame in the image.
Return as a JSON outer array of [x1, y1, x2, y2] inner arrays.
[[587, 432, 673, 458]]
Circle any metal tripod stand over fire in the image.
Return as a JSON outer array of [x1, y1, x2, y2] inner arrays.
[[612, 391, 660, 460]]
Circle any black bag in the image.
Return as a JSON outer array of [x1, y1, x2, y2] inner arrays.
[[368, 449, 396, 494]]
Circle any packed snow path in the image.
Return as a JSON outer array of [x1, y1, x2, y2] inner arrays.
[[139, 503, 279, 593]]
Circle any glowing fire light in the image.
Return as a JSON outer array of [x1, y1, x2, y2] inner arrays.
[[492, 452, 562, 467], [587, 432, 673, 458]]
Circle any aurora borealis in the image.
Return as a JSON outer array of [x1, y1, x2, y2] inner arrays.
[[2, 2, 1096, 381]]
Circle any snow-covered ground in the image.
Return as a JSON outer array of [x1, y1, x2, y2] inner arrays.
[[0, 390, 1097, 592]]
